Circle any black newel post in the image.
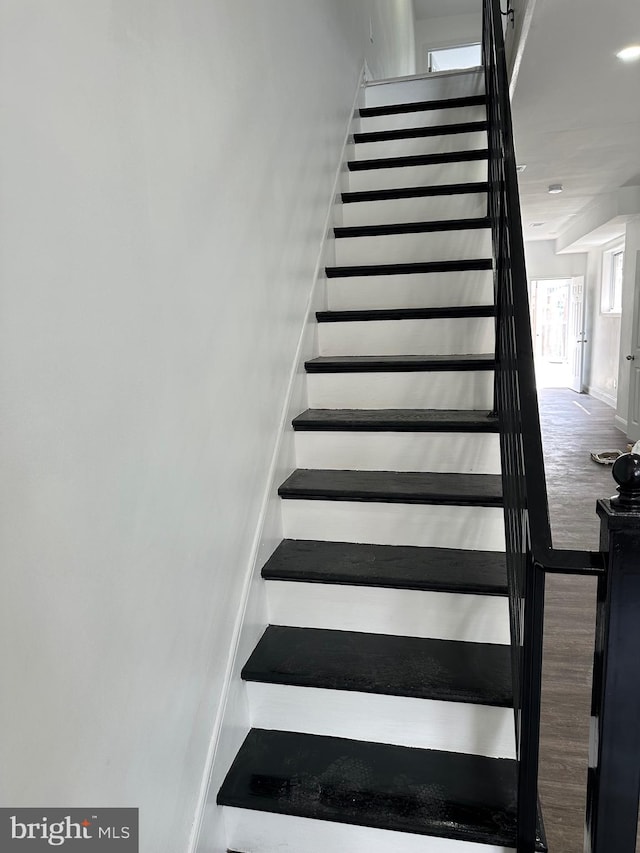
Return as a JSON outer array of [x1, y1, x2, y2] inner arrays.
[[586, 453, 640, 853]]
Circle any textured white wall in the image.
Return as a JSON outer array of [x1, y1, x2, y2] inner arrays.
[[0, 2, 414, 852]]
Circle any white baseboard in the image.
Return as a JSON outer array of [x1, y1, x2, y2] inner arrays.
[[586, 386, 617, 409], [615, 414, 628, 434], [189, 67, 367, 853]]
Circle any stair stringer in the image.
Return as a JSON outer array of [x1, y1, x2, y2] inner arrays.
[[189, 68, 367, 853]]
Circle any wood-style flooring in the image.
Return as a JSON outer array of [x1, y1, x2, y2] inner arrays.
[[537, 387, 630, 853]]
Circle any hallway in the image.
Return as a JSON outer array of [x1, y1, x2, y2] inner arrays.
[[537, 388, 628, 852]]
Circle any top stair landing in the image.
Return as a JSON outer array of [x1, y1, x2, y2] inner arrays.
[[363, 68, 485, 110]]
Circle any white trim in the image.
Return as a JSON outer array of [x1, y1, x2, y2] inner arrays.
[[347, 160, 488, 193], [333, 229, 492, 267], [327, 269, 494, 311], [306, 370, 495, 410], [294, 431, 501, 474], [600, 242, 625, 315], [247, 682, 516, 758], [615, 414, 629, 433], [317, 315, 495, 357], [586, 386, 617, 409], [281, 500, 505, 552], [223, 808, 517, 853], [364, 66, 483, 87], [188, 67, 366, 853], [267, 580, 510, 644]]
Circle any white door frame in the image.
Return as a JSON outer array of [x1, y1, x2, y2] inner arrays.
[[529, 277, 577, 390], [568, 276, 586, 393], [625, 251, 640, 441]]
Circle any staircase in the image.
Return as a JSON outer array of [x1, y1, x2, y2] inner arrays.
[[216, 69, 544, 853]]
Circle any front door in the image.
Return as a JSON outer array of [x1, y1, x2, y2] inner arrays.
[[567, 276, 586, 393]]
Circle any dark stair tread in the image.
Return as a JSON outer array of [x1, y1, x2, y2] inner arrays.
[[242, 625, 513, 707], [261, 539, 507, 596], [325, 259, 493, 277], [353, 120, 488, 144], [316, 305, 495, 322], [278, 469, 502, 507], [334, 217, 490, 238], [292, 408, 498, 432], [305, 353, 495, 372], [341, 181, 489, 203], [359, 93, 487, 117], [217, 729, 548, 849], [348, 149, 488, 171]]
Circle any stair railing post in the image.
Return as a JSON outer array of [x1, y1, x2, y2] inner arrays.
[[587, 453, 640, 853]]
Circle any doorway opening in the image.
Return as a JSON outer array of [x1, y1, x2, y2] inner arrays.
[[529, 277, 585, 390]]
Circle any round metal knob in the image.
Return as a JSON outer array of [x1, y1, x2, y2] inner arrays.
[[627, 354, 635, 361], [612, 453, 640, 507]]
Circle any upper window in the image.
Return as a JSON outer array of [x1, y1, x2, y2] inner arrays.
[[427, 44, 482, 73], [601, 245, 624, 314]]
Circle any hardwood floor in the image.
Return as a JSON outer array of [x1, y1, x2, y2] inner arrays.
[[537, 387, 629, 853]]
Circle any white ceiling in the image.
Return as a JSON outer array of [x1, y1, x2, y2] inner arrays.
[[511, 0, 640, 244], [413, 0, 478, 20]]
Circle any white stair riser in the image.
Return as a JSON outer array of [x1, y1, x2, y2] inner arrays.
[[307, 370, 494, 409], [364, 72, 484, 109], [294, 431, 501, 474], [340, 193, 487, 227], [334, 229, 491, 266], [348, 160, 488, 193], [327, 271, 494, 311], [247, 683, 516, 759], [358, 105, 487, 133], [223, 808, 515, 853], [318, 317, 495, 356], [354, 131, 487, 160], [281, 499, 505, 551], [266, 580, 509, 644]]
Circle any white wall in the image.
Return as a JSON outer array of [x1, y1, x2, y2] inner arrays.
[[0, 2, 414, 852], [524, 240, 587, 282], [369, 0, 416, 79], [415, 14, 482, 74], [504, 0, 538, 92]]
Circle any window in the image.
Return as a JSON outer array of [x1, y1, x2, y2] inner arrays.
[[601, 245, 624, 314], [427, 44, 482, 73]]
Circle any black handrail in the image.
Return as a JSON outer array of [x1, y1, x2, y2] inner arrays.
[[482, 1, 605, 849]]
